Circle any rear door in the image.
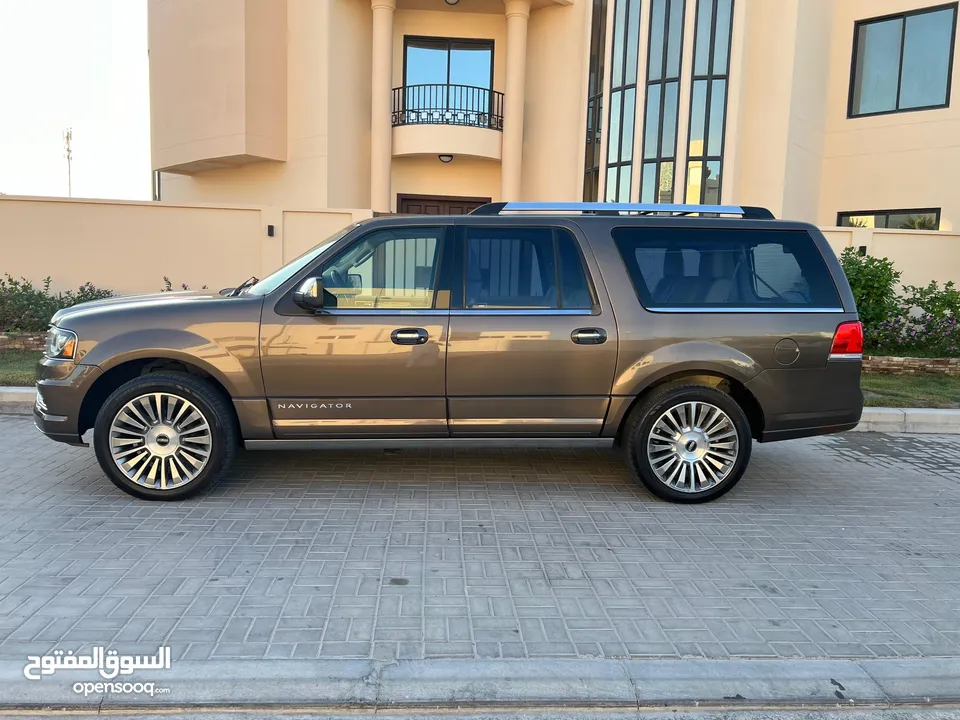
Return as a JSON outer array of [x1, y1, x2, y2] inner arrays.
[[445, 221, 619, 436]]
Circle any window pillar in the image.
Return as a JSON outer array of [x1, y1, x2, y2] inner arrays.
[[502, 0, 531, 201], [371, 0, 396, 213]]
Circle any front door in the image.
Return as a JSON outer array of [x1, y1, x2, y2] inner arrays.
[[260, 224, 450, 438], [446, 223, 619, 436], [398, 194, 491, 215]]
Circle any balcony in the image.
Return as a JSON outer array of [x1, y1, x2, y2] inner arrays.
[[391, 84, 504, 161]]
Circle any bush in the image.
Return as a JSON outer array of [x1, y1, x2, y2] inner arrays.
[[838, 248, 901, 329], [161, 276, 208, 292], [0, 275, 114, 332]]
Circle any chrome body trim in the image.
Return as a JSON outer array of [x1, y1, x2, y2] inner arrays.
[[498, 202, 747, 215], [451, 309, 594, 316], [828, 353, 863, 360], [449, 418, 602, 427], [322, 309, 447, 316], [273, 418, 447, 428], [246, 438, 615, 450], [645, 307, 846, 314]]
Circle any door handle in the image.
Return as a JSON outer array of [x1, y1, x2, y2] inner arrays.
[[391, 327, 429, 345], [571, 328, 607, 345]]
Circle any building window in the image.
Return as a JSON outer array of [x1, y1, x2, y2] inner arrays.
[[398, 37, 498, 128], [604, 0, 642, 202], [583, 0, 609, 200], [849, 4, 957, 118], [640, 0, 685, 203], [838, 208, 941, 230], [685, 0, 733, 206]]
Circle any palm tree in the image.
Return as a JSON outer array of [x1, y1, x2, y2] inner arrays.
[[899, 215, 938, 230]]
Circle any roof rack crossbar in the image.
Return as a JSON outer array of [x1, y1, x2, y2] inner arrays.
[[469, 202, 775, 219]]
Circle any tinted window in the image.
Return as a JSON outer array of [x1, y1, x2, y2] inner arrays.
[[613, 227, 841, 309], [465, 228, 593, 310], [321, 227, 443, 309], [850, 5, 956, 117]]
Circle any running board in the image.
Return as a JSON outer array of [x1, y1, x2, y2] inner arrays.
[[245, 438, 616, 451]]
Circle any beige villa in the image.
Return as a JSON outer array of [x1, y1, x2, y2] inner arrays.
[[149, 0, 959, 230]]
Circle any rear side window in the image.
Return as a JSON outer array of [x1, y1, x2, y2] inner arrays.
[[464, 227, 594, 309], [613, 227, 841, 310]]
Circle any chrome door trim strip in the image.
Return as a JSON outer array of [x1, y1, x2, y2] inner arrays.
[[247, 438, 615, 450], [449, 418, 603, 427], [273, 418, 448, 428], [645, 307, 846, 314], [451, 309, 595, 316], [322, 309, 449, 316]]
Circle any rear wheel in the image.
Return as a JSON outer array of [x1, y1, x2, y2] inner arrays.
[[622, 384, 752, 503], [93, 372, 237, 500]]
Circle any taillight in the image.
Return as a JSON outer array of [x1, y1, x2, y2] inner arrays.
[[830, 321, 863, 357]]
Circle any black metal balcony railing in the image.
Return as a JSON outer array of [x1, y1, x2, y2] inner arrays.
[[392, 84, 504, 131]]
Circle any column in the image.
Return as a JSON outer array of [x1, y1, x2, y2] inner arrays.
[[501, 0, 531, 201], [370, 0, 396, 213]]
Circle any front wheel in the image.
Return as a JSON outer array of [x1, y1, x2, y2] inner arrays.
[[93, 372, 238, 500], [622, 384, 752, 503]]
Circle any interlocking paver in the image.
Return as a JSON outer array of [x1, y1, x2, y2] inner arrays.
[[2, 415, 960, 662]]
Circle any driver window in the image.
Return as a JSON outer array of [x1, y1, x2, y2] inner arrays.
[[320, 228, 444, 309]]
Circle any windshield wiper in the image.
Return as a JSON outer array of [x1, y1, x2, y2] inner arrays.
[[231, 277, 259, 297]]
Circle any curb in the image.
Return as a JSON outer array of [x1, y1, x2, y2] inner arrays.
[[3, 386, 960, 434], [0, 387, 35, 416], [0, 657, 957, 709]]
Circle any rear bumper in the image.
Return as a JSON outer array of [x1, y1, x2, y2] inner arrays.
[[33, 360, 102, 446], [746, 359, 863, 443]]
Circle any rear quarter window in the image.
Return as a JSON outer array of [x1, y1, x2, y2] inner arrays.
[[612, 227, 841, 310]]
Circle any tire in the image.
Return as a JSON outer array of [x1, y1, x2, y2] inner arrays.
[[93, 372, 238, 500], [622, 383, 752, 503]]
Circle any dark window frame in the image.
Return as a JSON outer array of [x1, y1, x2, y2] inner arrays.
[[684, 0, 735, 206], [846, 3, 958, 119], [459, 226, 599, 312], [837, 207, 942, 230], [583, 0, 610, 201], [640, 0, 686, 204], [604, 0, 643, 203], [402, 35, 495, 91]]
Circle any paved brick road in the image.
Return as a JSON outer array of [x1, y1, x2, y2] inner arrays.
[[1, 415, 958, 664]]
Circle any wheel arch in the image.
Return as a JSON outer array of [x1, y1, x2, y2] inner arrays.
[[78, 356, 238, 437], [610, 368, 765, 444]]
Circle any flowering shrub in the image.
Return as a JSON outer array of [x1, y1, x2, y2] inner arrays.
[[838, 252, 960, 357]]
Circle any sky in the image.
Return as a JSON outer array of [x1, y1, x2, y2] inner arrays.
[[0, 0, 150, 201]]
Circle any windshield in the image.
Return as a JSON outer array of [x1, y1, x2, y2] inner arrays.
[[242, 224, 356, 296]]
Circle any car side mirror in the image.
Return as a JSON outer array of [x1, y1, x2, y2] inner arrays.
[[293, 277, 324, 311]]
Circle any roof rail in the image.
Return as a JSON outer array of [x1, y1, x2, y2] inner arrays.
[[470, 202, 775, 219]]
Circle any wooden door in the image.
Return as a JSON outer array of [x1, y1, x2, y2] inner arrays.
[[398, 194, 491, 215]]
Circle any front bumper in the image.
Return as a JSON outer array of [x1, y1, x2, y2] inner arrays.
[[33, 359, 102, 446]]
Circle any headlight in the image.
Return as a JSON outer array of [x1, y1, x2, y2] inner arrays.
[[44, 326, 78, 360]]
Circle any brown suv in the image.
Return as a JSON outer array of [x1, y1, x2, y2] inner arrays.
[[34, 202, 863, 503]]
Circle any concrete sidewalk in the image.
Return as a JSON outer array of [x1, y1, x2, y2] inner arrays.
[[0, 657, 958, 709], [4, 385, 960, 433]]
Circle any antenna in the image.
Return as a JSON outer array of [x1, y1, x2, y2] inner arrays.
[[63, 128, 73, 197]]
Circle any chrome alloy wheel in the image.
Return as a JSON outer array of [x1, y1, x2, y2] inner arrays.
[[108, 393, 212, 490], [646, 401, 739, 494]]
